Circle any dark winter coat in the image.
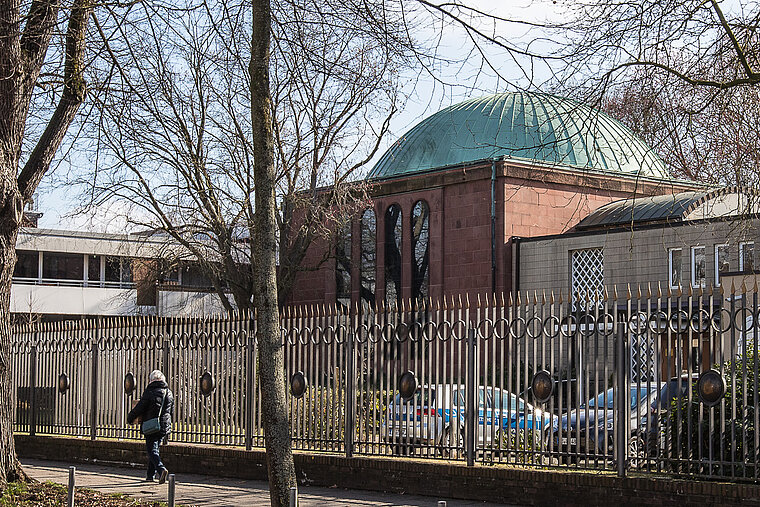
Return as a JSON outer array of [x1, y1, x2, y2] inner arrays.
[[127, 380, 174, 435]]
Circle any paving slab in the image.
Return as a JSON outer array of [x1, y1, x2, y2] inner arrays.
[[22, 459, 511, 507]]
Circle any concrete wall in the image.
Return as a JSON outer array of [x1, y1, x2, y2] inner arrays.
[[10, 284, 140, 316]]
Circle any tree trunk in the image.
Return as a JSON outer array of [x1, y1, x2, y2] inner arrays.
[[0, 221, 22, 486], [250, 0, 296, 505]]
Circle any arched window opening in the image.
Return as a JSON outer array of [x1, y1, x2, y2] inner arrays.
[[384, 204, 402, 308], [360, 208, 376, 306], [411, 200, 429, 306], [335, 221, 351, 310]]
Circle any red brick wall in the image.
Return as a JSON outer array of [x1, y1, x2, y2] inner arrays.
[[288, 160, 700, 306]]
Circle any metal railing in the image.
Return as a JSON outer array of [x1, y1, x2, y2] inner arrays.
[[11, 284, 760, 481]]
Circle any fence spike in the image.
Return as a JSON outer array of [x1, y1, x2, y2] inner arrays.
[[706, 282, 713, 297], [464, 293, 470, 309], [741, 278, 748, 294], [557, 289, 563, 304], [517, 291, 522, 306], [532, 290, 538, 305], [541, 290, 546, 305], [549, 290, 555, 305]]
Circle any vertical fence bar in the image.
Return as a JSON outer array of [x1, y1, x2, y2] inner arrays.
[[616, 320, 626, 477], [246, 316, 255, 451], [90, 341, 99, 441], [344, 317, 355, 458], [29, 343, 37, 437], [465, 328, 475, 467]]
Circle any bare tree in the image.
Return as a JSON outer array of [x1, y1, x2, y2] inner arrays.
[[603, 73, 760, 184], [550, 0, 760, 97], [0, 0, 93, 486], [74, 0, 421, 502]]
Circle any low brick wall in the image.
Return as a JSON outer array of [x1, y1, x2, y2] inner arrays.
[[15, 435, 760, 506]]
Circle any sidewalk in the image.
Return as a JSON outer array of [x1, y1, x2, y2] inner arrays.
[[22, 459, 509, 507]]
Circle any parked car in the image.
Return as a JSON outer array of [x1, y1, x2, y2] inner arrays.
[[382, 384, 557, 455], [556, 382, 662, 462], [642, 373, 700, 457]]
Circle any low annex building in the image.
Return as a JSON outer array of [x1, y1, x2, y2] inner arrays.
[[289, 92, 701, 307], [11, 228, 234, 320]]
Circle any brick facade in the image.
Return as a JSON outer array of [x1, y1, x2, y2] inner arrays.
[[289, 158, 699, 306]]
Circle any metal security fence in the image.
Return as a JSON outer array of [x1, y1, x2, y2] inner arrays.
[[10, 285, 760, 481]]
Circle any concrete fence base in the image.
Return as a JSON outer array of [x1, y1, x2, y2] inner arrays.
[[15, 435, 760, 506]]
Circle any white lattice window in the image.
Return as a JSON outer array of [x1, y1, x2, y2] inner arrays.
[[570, 248, 604, 307]]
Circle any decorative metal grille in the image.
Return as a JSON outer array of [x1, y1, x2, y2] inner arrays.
[[630, 333, 656, 382], [570, 248, 604, 308]]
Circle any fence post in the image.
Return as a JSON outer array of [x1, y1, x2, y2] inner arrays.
[[167, 474, 176, 507], [67, 466, 75, 507], [245, 317, 255, 451], [616, 320, 628, 477], [466, 328, 476, 467], [91, 340, 98, 441], [29, 343, 37, 437], [344, 313, 355, 458]]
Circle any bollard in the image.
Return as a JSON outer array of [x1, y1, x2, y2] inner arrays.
[[438, 502, 447, 507], [289, 486, 297, 507], [168, 474, 176, 507], [67, 466, 75, 507]]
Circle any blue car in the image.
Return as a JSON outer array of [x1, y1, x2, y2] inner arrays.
[[383, 384, 558, 454]]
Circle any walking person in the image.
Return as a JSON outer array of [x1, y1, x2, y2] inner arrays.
[[128, 370, 174, 483]]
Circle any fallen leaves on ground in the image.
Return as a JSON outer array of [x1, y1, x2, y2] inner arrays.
[[0, 480, 176, 506]]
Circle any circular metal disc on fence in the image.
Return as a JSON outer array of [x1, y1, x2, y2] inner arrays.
[[399, 370, 418, 401], [199, 371, 216, 397], [531, 370, 554, 404], [58, 373, 70, 394], [124, 372, 136, 396], [697, 370, 726, 407], [290, 371, 307, 399]]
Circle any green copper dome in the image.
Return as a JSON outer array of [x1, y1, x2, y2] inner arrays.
[[369, 92, 669, 180]]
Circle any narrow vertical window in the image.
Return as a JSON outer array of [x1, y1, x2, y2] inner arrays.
[[335, 222, 351, 310], [411, 200, 429, 306], [669, 248, 682, 289], [691, 246, 705, 288], [360, 209, 376, 306], [88, 255, 101, 284], [385, 204, 402, 308], [715, 244, 729, 286], [740, 242, 754, 272]]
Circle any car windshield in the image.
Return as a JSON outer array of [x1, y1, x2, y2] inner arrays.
[[584, 386, 651, 410], [654, 380, 693, 409]]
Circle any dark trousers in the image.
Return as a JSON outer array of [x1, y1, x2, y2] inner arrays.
[[145, 434, 166, 479]]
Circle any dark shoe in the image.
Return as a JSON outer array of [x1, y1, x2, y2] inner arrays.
[[158, 469, 169, 484], [145, 476, 155, 482]]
